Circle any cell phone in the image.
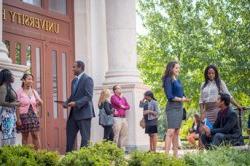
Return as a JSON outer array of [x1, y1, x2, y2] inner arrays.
[[54, 100, 65, 104]]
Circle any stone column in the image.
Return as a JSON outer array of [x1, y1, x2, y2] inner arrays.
[[105, 0, 141, 84], [0, 0, 12, 63], [90, 0, 108, 86], [105, 0, 149, 152], [74, 0, 92, 74]]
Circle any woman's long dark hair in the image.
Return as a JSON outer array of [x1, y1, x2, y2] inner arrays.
[[144, 90, 157, 101], [0, 69, 17, 101], [0, 69, 13, 86], [21, 73, 34, 88], [162, 61, 178, 87], [202, 65, 221, 91]]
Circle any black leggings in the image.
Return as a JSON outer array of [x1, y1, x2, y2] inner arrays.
[[103, 126, 114, 141]]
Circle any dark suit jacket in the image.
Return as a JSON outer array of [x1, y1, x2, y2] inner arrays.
[[211, 107, 241, 136], [66, 73, 95, 120]]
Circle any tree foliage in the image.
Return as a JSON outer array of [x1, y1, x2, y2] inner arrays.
[[137, 0, 250, 138]]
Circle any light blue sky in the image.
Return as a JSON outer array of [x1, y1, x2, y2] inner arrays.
[[136, 14, 146, 35]]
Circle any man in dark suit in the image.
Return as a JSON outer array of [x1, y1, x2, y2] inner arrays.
[[200, 93, 243, 148], [63, 60, 95, 152]]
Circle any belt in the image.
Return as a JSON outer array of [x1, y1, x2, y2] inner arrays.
[[114, 116, 126, 118]]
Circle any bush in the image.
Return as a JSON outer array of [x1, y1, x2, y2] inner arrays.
[[0, 145, 37, 165], [184, 146, 250, 166], [0, 145, 59, 166], [90, 141, 127, 166], [128, 151, 186, 166], [1, 142, 249, 166], [36, 150, 60, 166], [58, 141, 127, 166], [58, 148, 110, 166]]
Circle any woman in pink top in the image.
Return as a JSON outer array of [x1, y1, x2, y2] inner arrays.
[[16, 73, 43, 150]]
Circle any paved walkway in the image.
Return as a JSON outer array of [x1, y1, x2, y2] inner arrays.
[[155, 144, 250, 156]]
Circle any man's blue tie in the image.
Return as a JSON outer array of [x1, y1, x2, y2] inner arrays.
[[72, 77, 78, 94]]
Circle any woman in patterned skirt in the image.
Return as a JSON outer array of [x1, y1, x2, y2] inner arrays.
[[17, 73, 43, 150], [199, 65, 242, 124], [0, 69, 20, 146]]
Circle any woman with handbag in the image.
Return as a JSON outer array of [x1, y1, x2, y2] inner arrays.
[[162, 61, 191, 157], [16, 73, 43, 150], [139, 90, 159, 152], [98, 89, 114, 141], [0, 69, 20, 146]]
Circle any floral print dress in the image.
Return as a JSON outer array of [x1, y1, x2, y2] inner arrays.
[[0, 84, 17, 145]]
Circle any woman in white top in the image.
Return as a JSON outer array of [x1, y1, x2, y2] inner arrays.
[[199, 65, 242, 124]]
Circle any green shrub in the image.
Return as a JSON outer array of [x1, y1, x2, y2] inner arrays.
[[1, 142, 249, 166], [90, 141, 127, 166], [184, 146, 250, 166], [59, 141, 127, 166], [0, 145, 36, 166], [128, 151, 186, 166], [36, 150, 60, 166], [58, 148, 110, 166], [0, 145, 59, 166]]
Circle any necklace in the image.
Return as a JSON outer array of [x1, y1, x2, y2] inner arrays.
[[24, 88, 32, 99]]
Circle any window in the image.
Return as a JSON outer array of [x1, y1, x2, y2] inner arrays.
[[35, 47, 41, 95], [22, 0, 41, 7], [62, 52, 68, 119], [52, 50, 58, 119], [26, 45, 31, 68], [15, 42, 21, 64], [35, 47, 42, 116], [49, 0, 67, 15]]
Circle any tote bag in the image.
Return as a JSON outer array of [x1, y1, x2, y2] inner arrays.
[[99, 108, 114, 126]]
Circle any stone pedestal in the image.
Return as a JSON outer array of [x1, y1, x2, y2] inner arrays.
[[118, 83, 149, 152]]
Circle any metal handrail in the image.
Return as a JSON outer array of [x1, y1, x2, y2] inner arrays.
[[233, 107, 250, 132]]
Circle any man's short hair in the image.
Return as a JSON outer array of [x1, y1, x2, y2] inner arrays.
[[76, 61, 85, 71], [112, 85, 119, 92], [219, 93, 231, 106]]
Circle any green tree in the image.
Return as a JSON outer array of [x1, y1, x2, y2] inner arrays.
[[137, 0, 250, 139]]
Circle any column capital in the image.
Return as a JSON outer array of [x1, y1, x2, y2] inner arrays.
[[104, 70, 142, 85]]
